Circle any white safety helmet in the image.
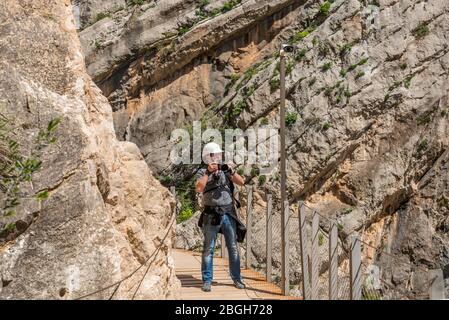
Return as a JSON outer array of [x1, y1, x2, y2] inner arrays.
[[202, 142, 223, 164]]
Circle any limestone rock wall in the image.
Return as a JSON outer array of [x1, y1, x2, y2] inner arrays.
[[79, 0, 449, 298], [0, 0, 180, 299]]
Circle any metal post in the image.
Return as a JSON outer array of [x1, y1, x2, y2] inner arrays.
[[283, 200, 290, 296], [329, 220, 338, 300], [246, 185, 253, 269], [349, 234, 362, 300], [429, 269, 445, 300], [310, 211, 319, 299], [170, 186, 177, 249], [298, 202, 311, 299], [266, 193, 273, 282], [279, 47, 287, 296]]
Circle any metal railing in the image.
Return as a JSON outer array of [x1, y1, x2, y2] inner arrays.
[[172, 185, 447, 300]]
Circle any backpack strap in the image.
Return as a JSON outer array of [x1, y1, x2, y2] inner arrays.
[[224, 172, 241, 209]]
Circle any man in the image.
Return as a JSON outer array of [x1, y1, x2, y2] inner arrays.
[[195, 142, 246, 292]]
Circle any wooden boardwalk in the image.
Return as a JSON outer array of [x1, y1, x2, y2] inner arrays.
[[173, 249, 299, 300]]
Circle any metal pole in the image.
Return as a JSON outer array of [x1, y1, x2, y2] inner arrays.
[[429, 269, 445, 300], [298, 201, 311, 299], [246, 185, 253, 269], [328, 220, 338, 300], [283, 200, 290, 296], [170, 186, 177, 249], [310, 211, 319, 299], [266, 193, 273, 282], [349, 234, 362, 300], [279, 48, 287, 296]]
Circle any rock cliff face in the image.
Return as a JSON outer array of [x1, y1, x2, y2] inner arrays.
[[0, 0, 180, 299], [78, 0, 449, 298]]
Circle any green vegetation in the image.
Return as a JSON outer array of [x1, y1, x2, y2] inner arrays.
[[337, 223, 344, 231], [286, 61, 295, 76], [258, 175, 266, 185], [237, 168, 245, 176], [229, 73, 240, 84], [358, 57, 369, 66], [318, 42, 330, 57], [341, 207, 354, 215], [95, 12, 111, 22], [362, 291, 382, 300], [347, 63, 358, 72], [178, 25, 191, 36], [417, 112, 432, 126], [221, 0, 242, 13], [243, 85, 255, 97], [324, 86, 333, 97], [340, 69, 347, 77], [319, 1, 332, 16], [400, 63, 408, 70], [437, 196, 449, 209], [404, 75, 413, 89], [195, 8, 208, 19], [131, 0, 145, 5], [174, 176, 198, 224], [355, 70, 365, 79], [199, 0, 211, 7], [308, 77, 317, 87], [1, 115, 61, 232], [295, 48, 307, 61], [417, 139, 428, 154], [285, 112, 298, 127], [321, 62, 332, 72], [260, 117, 269, 126], [292, 30, 310, 43], [339, 42, 353, 56], [269, 77, 280, 92], [322, 122, 331, 131], [318, 232, 324, 246], [230, 100, 247, 118], [413, 23, 430, 39], [158, 175, 173, 185], [250, 167, 260, 177], [176, 192, 194, 224], [291, 25, 316, 44], [94, 40, 103, 50]]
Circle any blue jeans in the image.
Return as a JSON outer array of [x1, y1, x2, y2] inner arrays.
[[201, 213, 241, 283]]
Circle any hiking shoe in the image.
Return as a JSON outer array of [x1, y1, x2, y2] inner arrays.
[[233, 280, 246, 289], [202, 282, 211, 292]]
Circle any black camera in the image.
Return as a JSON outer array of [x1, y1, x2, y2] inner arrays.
[[217, 164, 230, 172]]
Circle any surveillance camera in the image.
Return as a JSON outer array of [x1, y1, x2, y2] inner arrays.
[[281, 44, 295, 53]]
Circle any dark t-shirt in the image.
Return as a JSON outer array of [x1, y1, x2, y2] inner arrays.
[[195, 168, 233, 207]]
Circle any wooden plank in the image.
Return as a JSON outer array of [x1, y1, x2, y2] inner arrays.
[[173, 249, 300, 300], [298, 202, 311, 300], [349, 234, 362, 300], [246, 185, 253, 269], [266, 193, 273, 283], [310, 211, 319, 299], [328, 220, 338, 300]]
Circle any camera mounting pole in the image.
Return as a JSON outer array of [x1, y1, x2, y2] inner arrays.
[[279, 47, 289, 296]]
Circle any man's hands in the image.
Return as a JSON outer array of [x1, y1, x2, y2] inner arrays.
[[195, 162, 245, 193]]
